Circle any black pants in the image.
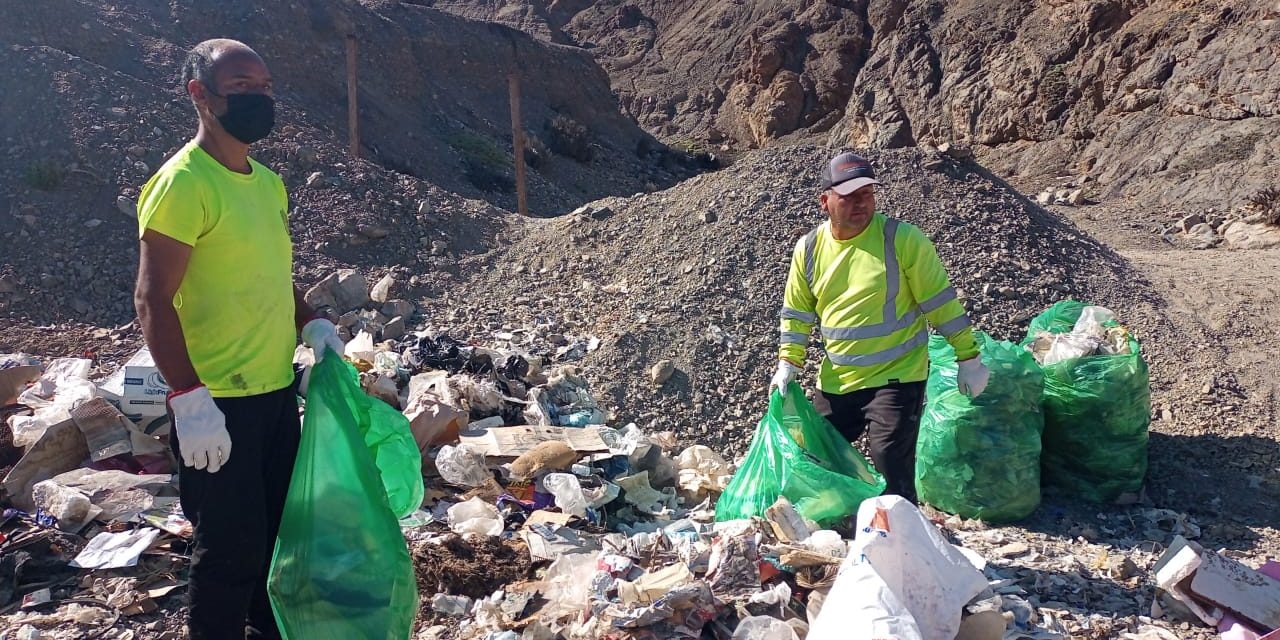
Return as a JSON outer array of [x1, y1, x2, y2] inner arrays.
[[822, 381, 926, 503], [171, 386, 301, 640]]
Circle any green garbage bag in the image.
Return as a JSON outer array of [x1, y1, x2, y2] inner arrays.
[[268, 354, 422, 640], [916, 333, 1044, 523], [716, 382, 884, 525], [1024, 301, 1150, 502]]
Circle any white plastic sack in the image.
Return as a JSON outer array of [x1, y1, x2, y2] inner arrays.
[[808, 495, 988, 640], [543, 473, 588, 517], [812, 559, 922, 640]]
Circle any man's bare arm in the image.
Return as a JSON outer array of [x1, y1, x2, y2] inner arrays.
[[134, 229, 201, 392]]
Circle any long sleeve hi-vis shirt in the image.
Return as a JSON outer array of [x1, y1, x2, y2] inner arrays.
[[779, 213, 979, 395]]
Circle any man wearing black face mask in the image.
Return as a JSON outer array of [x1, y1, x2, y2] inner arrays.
[[133, 39, 343, 639]]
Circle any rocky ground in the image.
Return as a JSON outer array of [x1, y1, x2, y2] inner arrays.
[[2, 1, 1279, 639]]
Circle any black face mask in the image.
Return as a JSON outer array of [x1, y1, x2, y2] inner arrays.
[[208, 90, 275, 144]]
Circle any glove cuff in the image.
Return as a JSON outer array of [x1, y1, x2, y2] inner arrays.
[[167, 383, 206, 402], [167, 384, 213, 414]]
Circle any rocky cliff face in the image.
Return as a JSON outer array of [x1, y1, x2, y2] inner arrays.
[[431, 0, 1280, 211]]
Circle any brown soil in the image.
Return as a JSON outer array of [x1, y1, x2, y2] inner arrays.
[[412, 536, 538, 601]]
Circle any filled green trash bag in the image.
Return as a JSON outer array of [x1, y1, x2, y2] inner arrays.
[[268, 353, 422, 640], [916, 333, 1044, 523], [1024, 301, 1150, 503], [716, 382, 884, 525]]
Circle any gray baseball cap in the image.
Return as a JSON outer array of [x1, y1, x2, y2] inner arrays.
[[820, 152, 882, 195]]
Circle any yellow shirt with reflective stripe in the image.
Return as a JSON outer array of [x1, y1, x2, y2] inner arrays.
[[779, 214, 977, 394], [137, 142, 296, 398]]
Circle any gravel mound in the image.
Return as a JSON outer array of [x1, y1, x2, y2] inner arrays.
[[429, 144, 1160, 456]]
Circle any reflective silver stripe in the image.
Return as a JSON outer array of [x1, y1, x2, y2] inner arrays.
[[919, 286, 957, 314], [802, 227, 820, 290], [780, 331, 809, 345], [821, 308, 920, 341], [825, 328, 929, 367], [935, 314, 972, 337], [781, 307, 817, 324], [881, 218, 901, 323]]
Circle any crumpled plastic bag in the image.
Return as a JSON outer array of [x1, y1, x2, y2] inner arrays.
[[436, 444, 490, 487], [11, 358, 97, 448], [675, 445, 732, 502], [542, 553, 600, 620], [447, 497, 503, 537], [809, 496, 988, 640]]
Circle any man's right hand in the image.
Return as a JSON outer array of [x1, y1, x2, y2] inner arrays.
[[168, 385, 232, 473], [771, 360, 800, 393]]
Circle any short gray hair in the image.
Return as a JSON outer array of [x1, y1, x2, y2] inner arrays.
[[180, 38, 251, 91]]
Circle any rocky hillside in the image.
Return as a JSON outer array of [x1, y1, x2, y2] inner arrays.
[[0, 0, 702, 343], [431, 0, 1280, 212]]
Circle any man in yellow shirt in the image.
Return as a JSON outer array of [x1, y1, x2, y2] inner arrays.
[[133, 39, 342, 639], [772, 152, 989, 503]]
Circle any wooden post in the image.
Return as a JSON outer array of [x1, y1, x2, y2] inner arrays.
[[346, 35, 359, 158], [508, 73, 528, 217]]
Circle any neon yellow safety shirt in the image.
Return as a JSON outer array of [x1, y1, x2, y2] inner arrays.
[[779, 213, 978, 395], [137, 141, 296, 398]]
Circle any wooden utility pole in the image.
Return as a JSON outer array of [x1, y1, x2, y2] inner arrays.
[[346, 35, 359, 158], [508, 73, 528, 217]]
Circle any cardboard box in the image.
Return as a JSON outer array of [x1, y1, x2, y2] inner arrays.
[[98, 348, 170, 435], [121, 348, 169, 402]]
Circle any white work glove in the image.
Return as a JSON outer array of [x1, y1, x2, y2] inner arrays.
[[301, 318, 345, 362], [168, 386, 232, 473], [957, 357, 990, 398], [771, 360, 800, 394]]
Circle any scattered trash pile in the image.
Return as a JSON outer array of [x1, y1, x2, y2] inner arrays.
[[396, 375, 1116, 640], [406, 474, 1074, 640], [1, 289, 1275, 640], [0, 354, 192, 639]]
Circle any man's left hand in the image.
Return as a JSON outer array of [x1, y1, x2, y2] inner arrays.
[[301, 318, 345, 362], [957, 357, 989, 398]]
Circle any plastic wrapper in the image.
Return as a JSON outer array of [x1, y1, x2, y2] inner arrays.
[[447, 497, 503, 536], [916, 333, 1044, 523], [436, 444, 491, 487], [543, 473, 588, 517], [715, 383, 884, 524], [733, 615, 800, 640]]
